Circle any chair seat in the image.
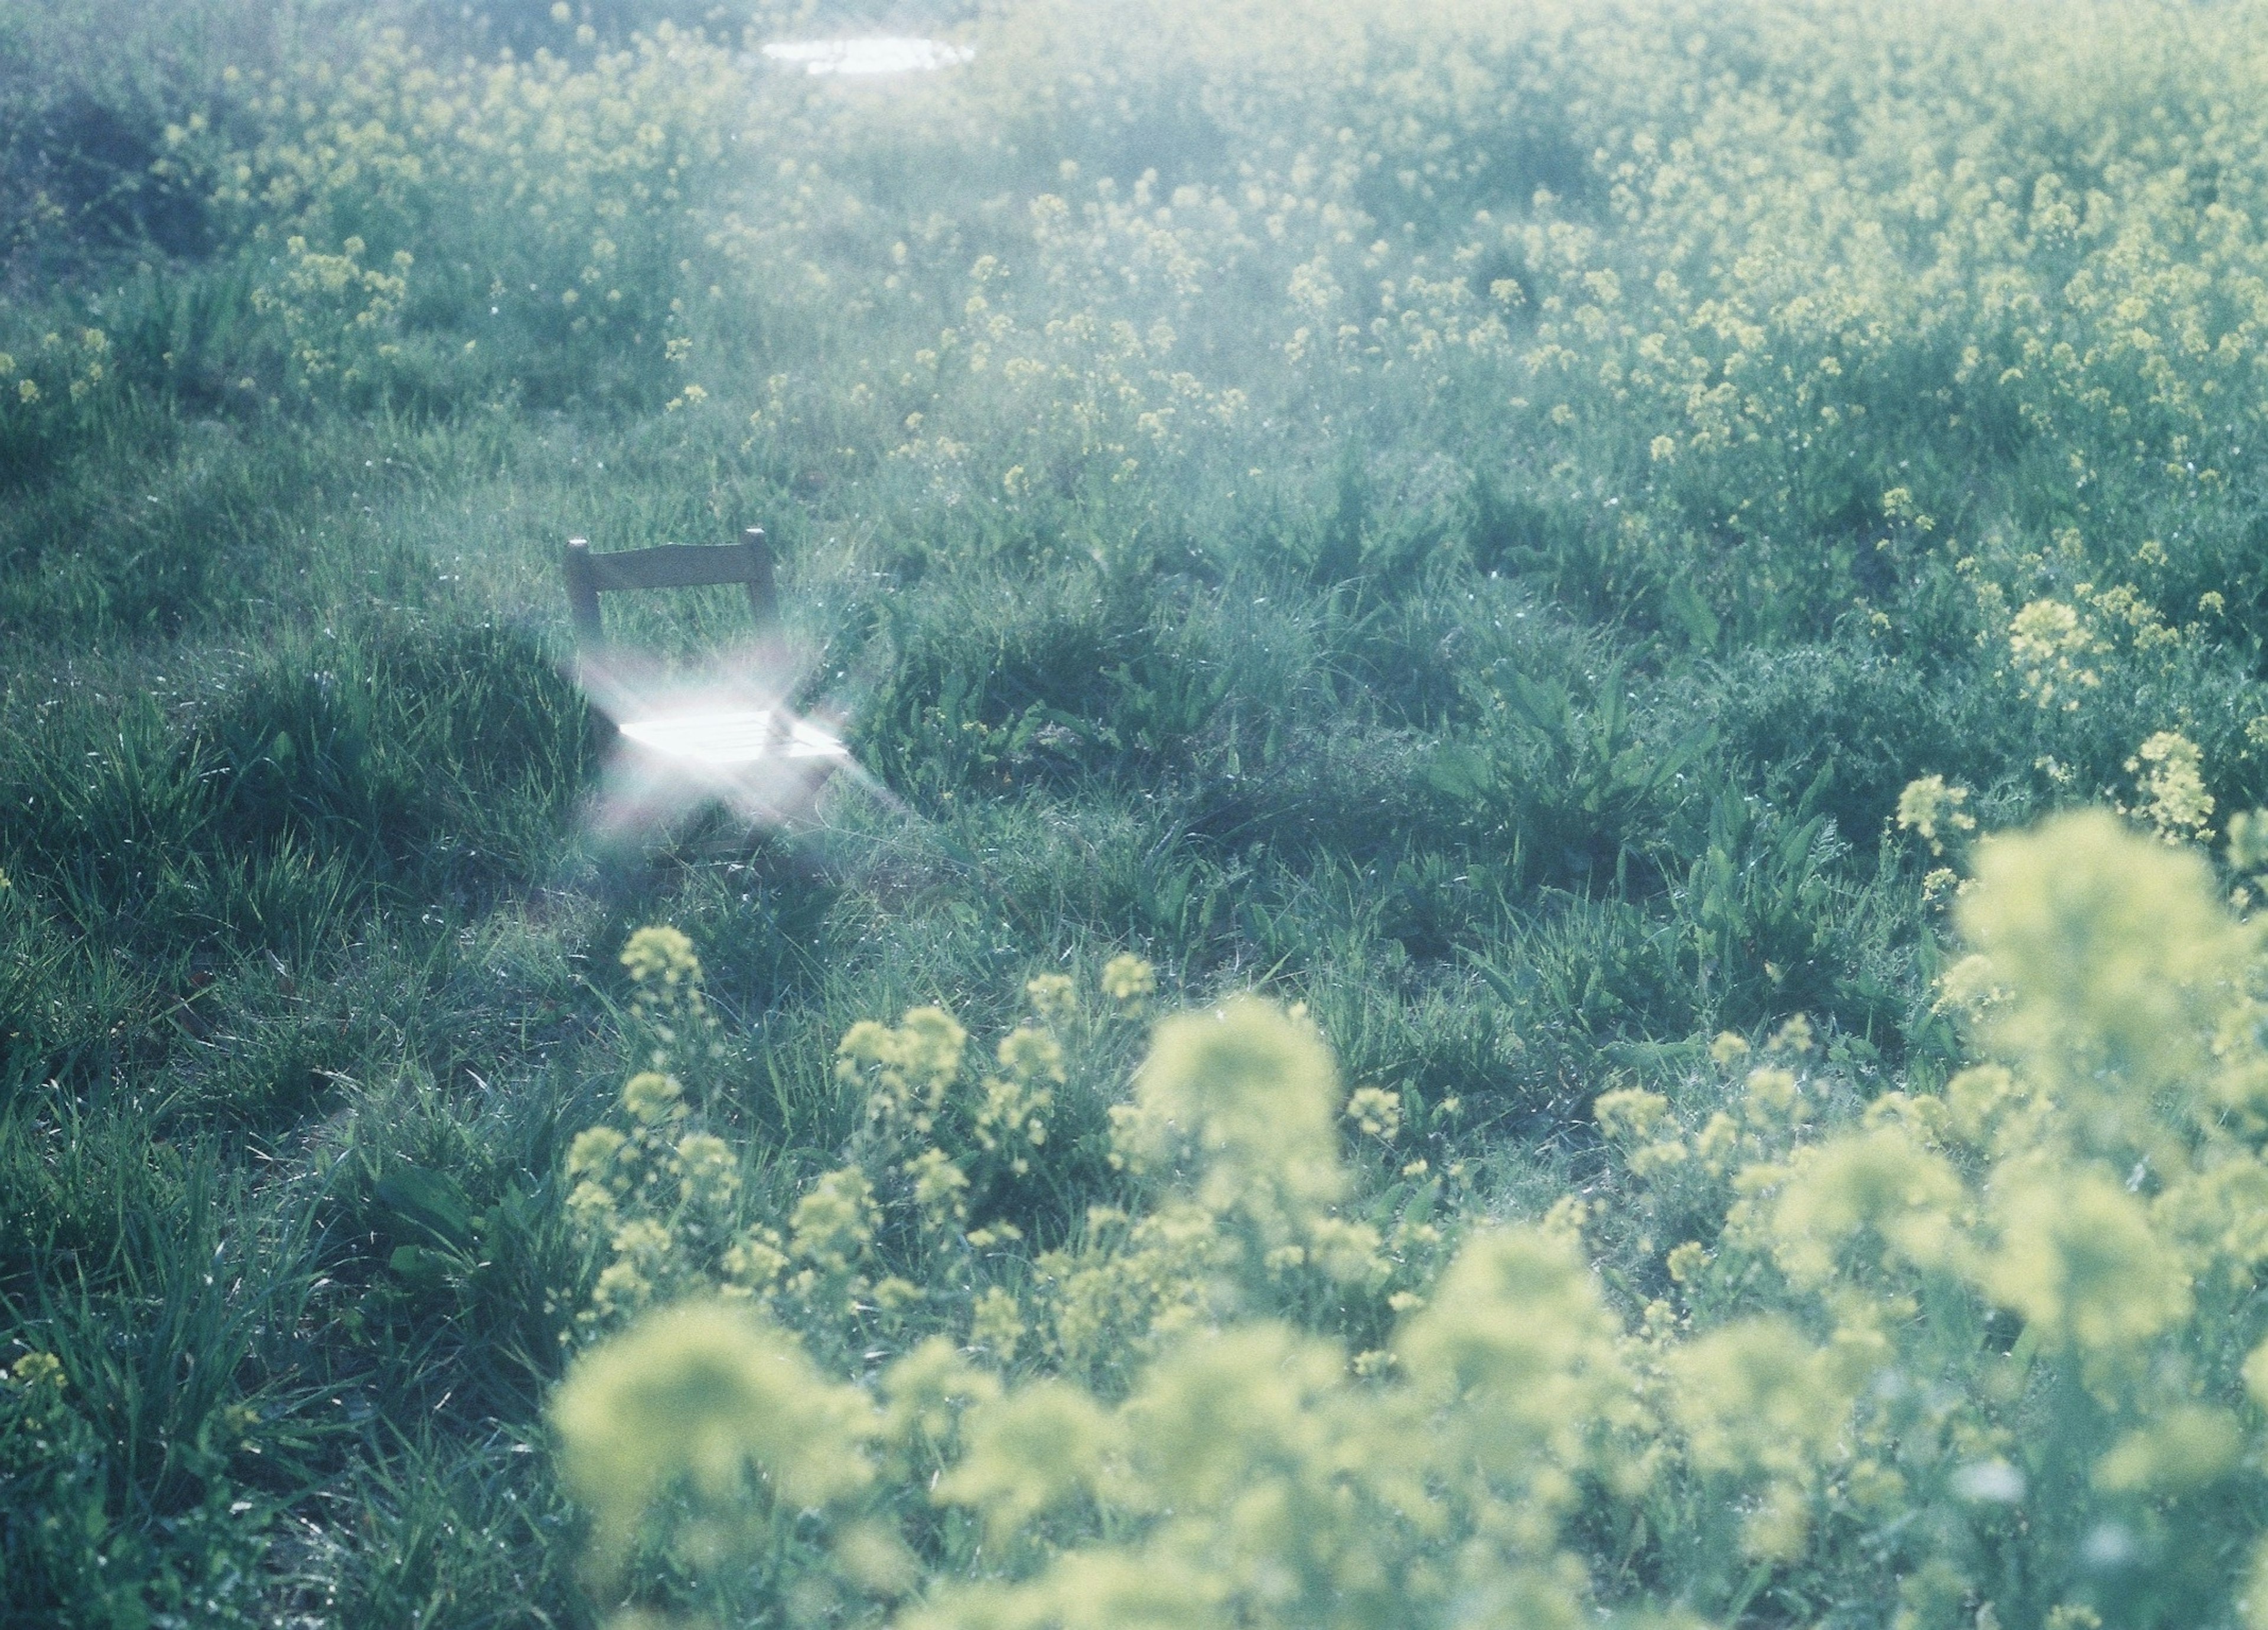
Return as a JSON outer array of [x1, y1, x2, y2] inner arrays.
[[615, 708, 850, 767]]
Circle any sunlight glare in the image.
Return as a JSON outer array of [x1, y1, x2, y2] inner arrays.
[[759, 38, 974, 77], [575, 644, 864, 841]]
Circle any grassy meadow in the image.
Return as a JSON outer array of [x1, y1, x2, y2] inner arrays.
[[8, 0, 2268, 1624]]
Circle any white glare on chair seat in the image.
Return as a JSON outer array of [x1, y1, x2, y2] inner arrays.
[[617, 709, 850, 767]]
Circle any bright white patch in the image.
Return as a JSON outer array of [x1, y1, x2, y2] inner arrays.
[[572, 641, 878, 840], [761, 37, 973, 76], [618, 709, 850, 767], [1949, 1460, 2025, 1503]]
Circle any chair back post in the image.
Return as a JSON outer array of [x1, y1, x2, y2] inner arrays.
[[741, 527, 778, 630], [563, 537, 604, 650]]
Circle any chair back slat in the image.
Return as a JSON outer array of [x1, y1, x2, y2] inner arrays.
[[564, 529, 777, 649], [585, 541, 763, 592]]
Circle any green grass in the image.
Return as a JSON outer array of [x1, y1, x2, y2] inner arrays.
[[6, 0, 2268, 1621]]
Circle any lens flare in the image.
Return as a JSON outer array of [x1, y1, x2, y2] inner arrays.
[[573, 640, 867, 842]]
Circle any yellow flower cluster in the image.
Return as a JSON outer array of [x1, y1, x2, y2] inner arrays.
[[2007, 598, 2106, 710], [1895, 773, 1977, 856], [247, 236, 412, 389], [2127, 729, 2215, 842], [0, 327, 112, 431], [175, 18, 751, 400], [619, 923, 719, 1067], [556, 979, 1602, 1625], [552, 807, 2268, 1626], [1611, 810, 2268, 1617], [118, 0, 2268, 610], [569, 945, 1254, 1370], [0, 1349, 73, 1448]]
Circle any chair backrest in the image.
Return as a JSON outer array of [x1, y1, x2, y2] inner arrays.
[[563, 528, 778, 648]]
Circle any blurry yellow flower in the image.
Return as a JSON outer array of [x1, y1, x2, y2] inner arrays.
[[550, 1301, 873, 1570], [722, 1228, 787, 1294], [1346, 1085, 1401, 1140], [1744, 1067, 1798, 1119], [1024, 973, 1077, 1023], [1957, 810, 2248, 1115], [1668, 1316, 1843, 1476], [934, 1378, 1113, 1541], [2093, 1406, 2240, 1493], [621, 925, 701, 989], [790, 1166, 879, 1274], [1982, 1168, 2189, 1354], [970, 1286, 1023, 1359], [673, 1131, 738, 1205], [1769, 1126, 1964, 1286], [2230, 810, 2268, 873], [1896, 774, 1975, 853], [839, 1006, 966, 1134], [1101, 953, 1156, 1003], [565, 1124, 626, 1181], [1594, 1087, 1670, 1142], [1123, 997, 1344, 1221], [905, 1146, 969, 1230], [1399, 1227, 1624, 1480], [621, 1070, 683, 1124], [998, 1025, 1065, 1084]]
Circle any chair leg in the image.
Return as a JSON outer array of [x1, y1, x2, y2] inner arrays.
[[741, 527, 778, 628], [564, 537, 604, 649]]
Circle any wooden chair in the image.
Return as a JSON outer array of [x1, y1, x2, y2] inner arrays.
[[563, 527, 849, 828], [563, 527, 778, 654]]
